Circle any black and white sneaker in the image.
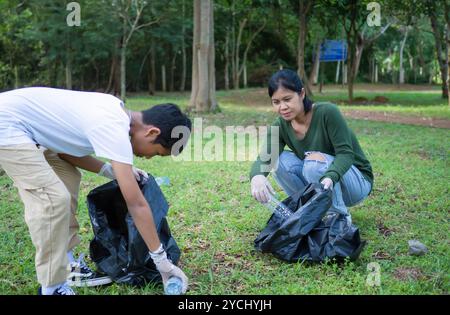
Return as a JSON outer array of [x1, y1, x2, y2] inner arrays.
[[38, 284, 76, 295], [67, 254, 112, 287]]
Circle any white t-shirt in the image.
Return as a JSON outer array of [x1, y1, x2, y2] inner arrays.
[[0, 87, 133, 165]]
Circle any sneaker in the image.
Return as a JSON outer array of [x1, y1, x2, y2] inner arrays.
[[67, 254, 112, 287], [38, 284, 76, 295]]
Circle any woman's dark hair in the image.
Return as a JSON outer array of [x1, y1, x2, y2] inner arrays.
[[268, 69, 313, 113], [141, 103, 191, 152]]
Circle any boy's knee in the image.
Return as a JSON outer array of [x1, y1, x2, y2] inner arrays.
[[51, 184, 72, 211]]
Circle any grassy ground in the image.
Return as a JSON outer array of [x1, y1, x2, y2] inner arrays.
[[219, 84, 450, 120], [0, 87, 448, 295]]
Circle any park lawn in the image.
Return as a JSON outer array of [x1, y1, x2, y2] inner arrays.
[[217, 86, 450, 120], [0, 91, 449, 295]]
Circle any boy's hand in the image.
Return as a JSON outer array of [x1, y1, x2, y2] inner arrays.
[[98, 162, 148, 181], [150, 247, 188, 294]]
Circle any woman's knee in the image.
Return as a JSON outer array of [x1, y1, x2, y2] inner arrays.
[[302, 152, 328, 183], [274, 151, 299, 177]]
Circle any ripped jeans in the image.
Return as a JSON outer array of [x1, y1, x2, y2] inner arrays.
[[272, 151, 372, 223]]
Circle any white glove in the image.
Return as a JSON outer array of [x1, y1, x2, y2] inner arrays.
[[98, 162, 149, 181], [251, 175, 276, 203], [150, 245, 188, 294], [321, 177, 334, 190]]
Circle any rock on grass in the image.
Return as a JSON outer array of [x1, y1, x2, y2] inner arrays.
[[408, 240, 428, 256]]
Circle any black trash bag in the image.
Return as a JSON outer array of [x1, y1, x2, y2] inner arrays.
[[254, 183, 366, 263], [87, 175, 181, 287]]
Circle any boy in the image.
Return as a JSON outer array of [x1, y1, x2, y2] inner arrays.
[[0, 87, 191, 295]]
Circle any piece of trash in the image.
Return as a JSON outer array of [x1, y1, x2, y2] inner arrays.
[[155, 176, 170, 186], [408, 240, 428, 256], [165, 276, 184, 295], [263, 194, 292, 219]]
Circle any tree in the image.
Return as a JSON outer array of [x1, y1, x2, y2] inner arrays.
[[322, 0, 391, 101], [445, 0, 450, 105], [0, 1, 36, 89], [189, 0, 218, 112], [113, 0, 159, 99], [424, 0, 448, 99], [296, 0, 314, 96], [219, 0, 267, 90]]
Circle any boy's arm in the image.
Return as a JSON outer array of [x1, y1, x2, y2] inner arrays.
[[58, 153, 105, 173], [111, 160, 161, 252]]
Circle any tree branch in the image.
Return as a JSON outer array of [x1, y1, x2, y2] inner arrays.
[[239, 20, 266, 75]]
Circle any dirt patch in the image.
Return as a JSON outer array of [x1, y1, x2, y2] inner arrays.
[[393, 267, 426, 281], [373, 96, 390, 103], [372, 250, 392, 260], [342, 110, 450, 129], [377, 222, 394, 237], [338, 96, 390, 105]]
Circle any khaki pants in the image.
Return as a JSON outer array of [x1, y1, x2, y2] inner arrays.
[[0, 143, 81, 286]]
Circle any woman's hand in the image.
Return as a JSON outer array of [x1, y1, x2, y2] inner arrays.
[[320, 177, 333, 190], [251, 175, 275, 203]]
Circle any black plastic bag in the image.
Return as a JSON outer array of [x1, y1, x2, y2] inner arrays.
[[254, 183, 366, 263], [87, 175, 181, 287]]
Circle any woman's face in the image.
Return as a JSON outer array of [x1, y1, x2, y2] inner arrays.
[[271, 87, 305, 121]]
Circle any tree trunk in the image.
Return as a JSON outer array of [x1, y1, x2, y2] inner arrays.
[[374, 62, 378, 83], [189, 0, 201, 108], [224, 30, 230, 90], [179, 0, 187, 91], [399, 28, 409, 84], [65, 49, 73, 90], [230, 0, 236, 90], [309, 41, 321, 85], [335, 61, 340, 83], [319, 62, 324, 93], [342, 62, 347, 85], [190, 0, 217, 112], [233, 18, 247, 89], [161, 64, 166, 92], [348, 42, 357, 101], [14, 65, 19, 89], [429, 4, 449, 98], [120, 12, 127, 100], [170, 49, 177, 92], [197, 1, 211, 110], [243, 63, 247, 88], [208, 1, 218, 111], [297, 0, 312, 96], [149, 40, 156, 95], [106, 49, 118, 93], [445, 0, 450, 105], [120, 44, 126, 99]]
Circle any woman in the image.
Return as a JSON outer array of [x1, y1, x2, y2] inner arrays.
[[250, 69, 373, 223]]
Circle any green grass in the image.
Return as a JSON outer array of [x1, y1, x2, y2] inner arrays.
[[217, 85, 450, 120], [0, 88, 449, 295]]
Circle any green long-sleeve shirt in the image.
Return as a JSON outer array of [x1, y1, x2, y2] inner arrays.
[[250, 102, 373, 190]]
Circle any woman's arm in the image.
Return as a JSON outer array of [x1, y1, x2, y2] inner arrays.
[[58, 153, 105, 173], [249, 118, 286, 179], [322, 104, 355, 184]]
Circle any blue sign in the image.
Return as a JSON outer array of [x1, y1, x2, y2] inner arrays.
[[319, 40, 347, 62]]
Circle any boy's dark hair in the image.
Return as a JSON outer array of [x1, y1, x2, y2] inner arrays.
[[268, 69, 313, 113], [141, 103, 191, 153]]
